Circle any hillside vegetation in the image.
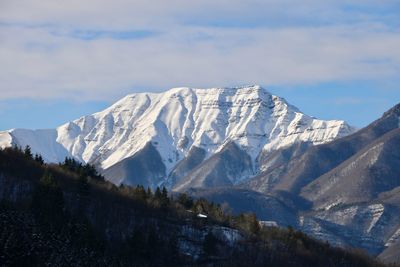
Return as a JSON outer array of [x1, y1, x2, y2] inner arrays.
[[0, 146, 394, 267]]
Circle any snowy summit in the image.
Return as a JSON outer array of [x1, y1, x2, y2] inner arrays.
[[0, 85, 355, 188]]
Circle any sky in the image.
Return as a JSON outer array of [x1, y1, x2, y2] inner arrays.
[[0, 0, 399, 130]]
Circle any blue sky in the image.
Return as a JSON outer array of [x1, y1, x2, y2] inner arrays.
[[0, 0, 399, 130]]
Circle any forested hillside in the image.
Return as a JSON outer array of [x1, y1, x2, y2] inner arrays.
[[0, 146, 393, 267]]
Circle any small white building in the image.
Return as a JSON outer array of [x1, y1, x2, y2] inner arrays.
[[259, 220, 278, 227]]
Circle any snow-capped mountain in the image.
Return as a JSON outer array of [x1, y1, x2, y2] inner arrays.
[[0, 85, 355, 188]]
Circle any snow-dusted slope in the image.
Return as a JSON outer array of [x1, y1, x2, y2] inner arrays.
[[0, 85, 355, 185], [0, 129, 72, 162]]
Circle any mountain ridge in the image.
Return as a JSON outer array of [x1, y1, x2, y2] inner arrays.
[[0, 85, 355, 188]]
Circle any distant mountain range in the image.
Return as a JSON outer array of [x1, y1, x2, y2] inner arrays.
[[1, 85, 399, 263]]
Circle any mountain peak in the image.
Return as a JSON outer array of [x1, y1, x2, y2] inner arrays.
[[0, 86, 355, 187], [383, 102, 400, 118]]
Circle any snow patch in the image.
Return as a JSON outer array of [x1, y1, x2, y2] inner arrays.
[[0, 131, 12, 149], [385, 227, 400, 247], [365, 204, 384, 233]]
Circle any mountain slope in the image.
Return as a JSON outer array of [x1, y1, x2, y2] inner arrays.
[[379, 240, 400, 265], [286, 104, 400, 257], [173, 142, 253, 191], [212, 102, 399, 258], [245, 103, 400, 195], [301, 128, 400, 209], [0, 85, 354, 188]]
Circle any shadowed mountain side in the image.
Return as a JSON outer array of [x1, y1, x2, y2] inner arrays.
[[256, 141, 312, 173], [301, 128, 400, 209], [173, 142, 253, 191], [245, 103, 400, 195], [379, 240, 400, 265], [168, 146, 206, 188], [243, 142, 312, 193], [300, 203, 400, 254], [102, 142, 166, 188], [378, 187, 400, 206], [376, 187, 400, 263]]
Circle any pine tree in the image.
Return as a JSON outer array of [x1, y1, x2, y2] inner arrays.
[[34, 154, 44, 165], [177, 193, 193, 209], [135, 185, 147, 201], [146, 187, 153, 198], [160, 187, 170, 209], [24, 145, 32, 159], [154, 187, 162, 199]]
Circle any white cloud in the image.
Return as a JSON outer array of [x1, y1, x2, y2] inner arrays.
[[0, 0, 399, 100]]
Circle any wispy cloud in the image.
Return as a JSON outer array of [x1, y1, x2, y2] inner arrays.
[[51, 29, 159, 41], [0, 0, 399, 100]]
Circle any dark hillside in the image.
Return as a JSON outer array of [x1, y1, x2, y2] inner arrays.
[[0, 147, 393, 267]]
